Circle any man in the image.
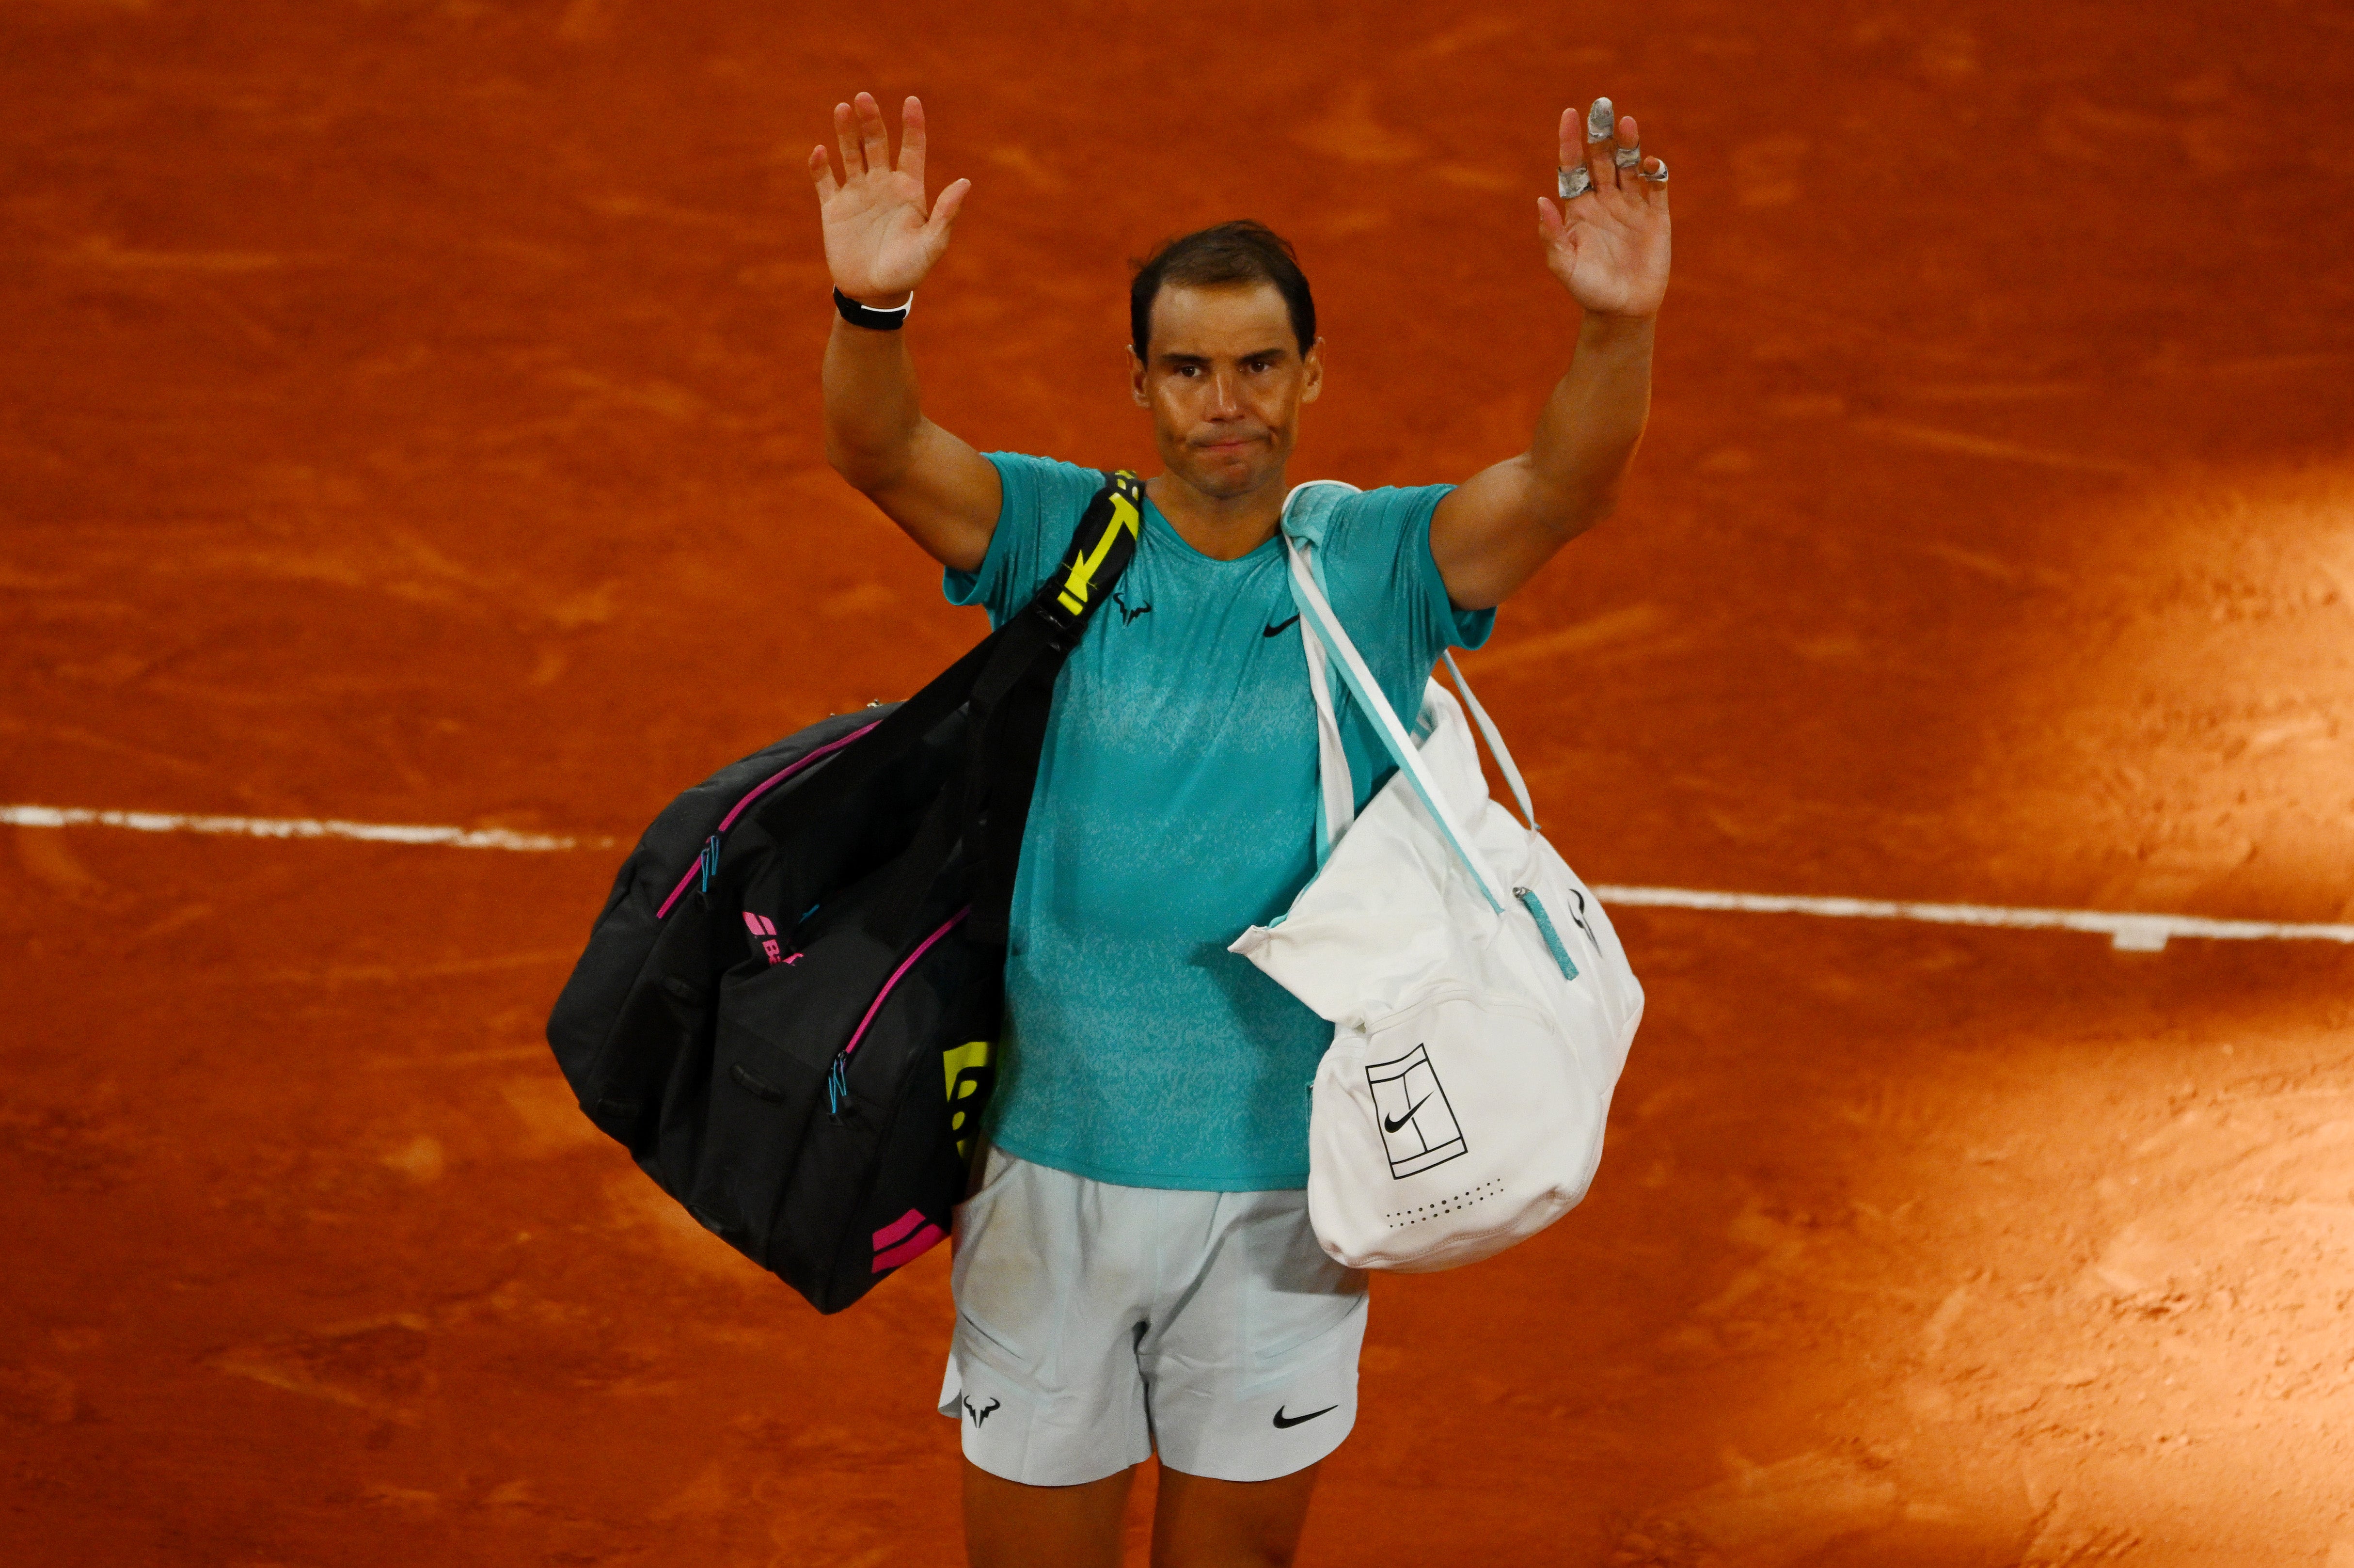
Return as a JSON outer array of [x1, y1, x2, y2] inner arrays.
[[809, 90, 1669, 1568]]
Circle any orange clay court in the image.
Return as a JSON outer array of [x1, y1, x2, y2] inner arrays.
[[4, 2, 2353, 1564]]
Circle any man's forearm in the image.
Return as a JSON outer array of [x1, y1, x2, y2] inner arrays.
[[1524, 313, 1654, 536], [1427, 101, 1669, 608], [1427, 311, 1655, 608], [822, 317, 927, 491], [806, 96, 996, 568]]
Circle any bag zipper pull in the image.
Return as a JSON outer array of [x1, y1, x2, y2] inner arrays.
[[697, 835, 720, 894], [1514, 886, 1580, 982], [825, 1056, 850, 1119]]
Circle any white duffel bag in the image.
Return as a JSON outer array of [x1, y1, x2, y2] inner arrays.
[[1228, 484, 1644, 1272]]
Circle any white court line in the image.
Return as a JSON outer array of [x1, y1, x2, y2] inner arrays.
[[8, 803, 2348, 953], [1, 803, 604, 854], [1593, 885, 2354, 953]]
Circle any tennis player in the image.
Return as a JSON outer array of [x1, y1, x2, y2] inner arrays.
[[811, 91, 1668, 1568]]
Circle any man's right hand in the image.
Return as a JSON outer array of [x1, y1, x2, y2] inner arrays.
[[809, 93, 970, 306]]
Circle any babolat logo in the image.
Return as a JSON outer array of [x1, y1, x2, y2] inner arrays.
[[741, 911, 799, 966]]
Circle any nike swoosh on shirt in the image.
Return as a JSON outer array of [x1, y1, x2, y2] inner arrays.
[[1263, 614, 1300, 637], [1383, 1097, 1429, 1134], [1272, 1404, 1337, 1428]]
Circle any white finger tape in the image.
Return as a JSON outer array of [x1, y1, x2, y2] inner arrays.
[[1559, 164, 1593, 200], [1586, 97, 1615, 142]]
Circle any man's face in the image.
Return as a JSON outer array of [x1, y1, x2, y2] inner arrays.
[[1130, 282, 1322, 501]]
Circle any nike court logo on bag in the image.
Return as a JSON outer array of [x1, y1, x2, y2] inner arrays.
[[1272, 1404, 1336, 1428], [1263, 614, 1300, 637], [1383, 1096, 1429, 1133]]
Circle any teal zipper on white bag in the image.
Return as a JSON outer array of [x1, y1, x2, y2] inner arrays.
[[1515, 887, 1580, 980]]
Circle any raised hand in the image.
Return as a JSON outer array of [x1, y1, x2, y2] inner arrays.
[[809, 92, 970, 307], [1536, 100, 1671, 320]]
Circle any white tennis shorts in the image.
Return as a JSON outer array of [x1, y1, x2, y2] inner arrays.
[[937, 1147, 1369, 1486]]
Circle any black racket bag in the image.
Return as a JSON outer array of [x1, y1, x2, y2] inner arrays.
[[547, 472, 1141, 1313]]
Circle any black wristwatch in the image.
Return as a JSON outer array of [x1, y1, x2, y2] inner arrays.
[[833, 288, 913, 331]]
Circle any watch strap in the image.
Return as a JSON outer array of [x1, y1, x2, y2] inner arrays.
[[832, 287, 913, 330]]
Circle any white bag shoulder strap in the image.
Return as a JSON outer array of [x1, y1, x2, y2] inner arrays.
[[1303, 622, 1357, 862], [1282, 535, 1510, 914], [1439, 651, 1537, 830], [1279, 482, 1361, 864]]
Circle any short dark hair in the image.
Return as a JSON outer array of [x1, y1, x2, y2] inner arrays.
[[1129, 221, 1316, 361]]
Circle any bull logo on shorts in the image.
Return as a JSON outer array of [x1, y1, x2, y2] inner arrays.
[[963, 1395, 1000, 1428]]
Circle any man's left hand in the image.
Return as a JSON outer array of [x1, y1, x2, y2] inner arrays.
[[1538, 100, 1671, 321]]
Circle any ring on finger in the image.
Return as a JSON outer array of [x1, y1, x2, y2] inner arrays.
[[1613, 142, 1642, 170], [1639, 157, 1668, 183], [1558, 164, 1593, 200]]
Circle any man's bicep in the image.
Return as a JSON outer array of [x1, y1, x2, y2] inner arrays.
[[862, 420, 1004, 574], [1428, 456, 1577, 612]]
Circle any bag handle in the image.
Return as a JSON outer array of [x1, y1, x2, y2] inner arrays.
[[1302, 624, 1356, 861], [1438, 652, 1537, 830], [958, 468, 1144, 943], [1274, 483, 1538, 841], [1283, 536, 1510, 915], [1278, 481, 1361, 866]]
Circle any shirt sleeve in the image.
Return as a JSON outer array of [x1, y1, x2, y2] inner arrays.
[[1321, 483, 1497, 667], [943, 452, 1105, 627]]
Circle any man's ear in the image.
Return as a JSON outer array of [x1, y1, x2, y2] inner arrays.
[[1128, 346, 1149, 407], [1300, 335, 1326, 404]]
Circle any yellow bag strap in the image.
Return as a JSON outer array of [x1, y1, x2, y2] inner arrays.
[[1050, 470, 1143, 620]]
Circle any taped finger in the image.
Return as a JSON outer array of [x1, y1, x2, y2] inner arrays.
[[1559, 164, 1593, 200], [1639, 157, 1669, 183], [1613, 142, 1643, 170], [1585, 98, 1616, 143]]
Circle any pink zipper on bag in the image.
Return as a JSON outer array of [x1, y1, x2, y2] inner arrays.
[[839, 907, 970, 1064], [652, 720, 882, 919], [824, 906, 971, 1117]]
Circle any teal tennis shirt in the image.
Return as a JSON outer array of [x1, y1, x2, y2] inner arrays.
[[945, 452, 1495, 1190]]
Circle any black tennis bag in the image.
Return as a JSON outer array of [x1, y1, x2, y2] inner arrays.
[[547, 472, 1141, 1313]]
